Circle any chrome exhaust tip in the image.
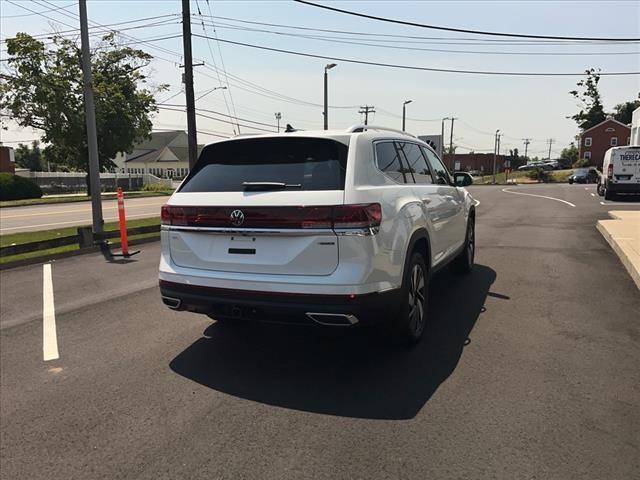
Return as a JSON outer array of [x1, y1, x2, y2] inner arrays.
[[306, 312, 359, 326], [162, 296, 182, 310]]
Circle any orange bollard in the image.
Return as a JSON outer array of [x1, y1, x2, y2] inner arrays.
[[117, 187, 129, 256]]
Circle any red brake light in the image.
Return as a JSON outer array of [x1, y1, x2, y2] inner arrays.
[[333, 203, 382, 229], [607, 163, 613, 179], [161, 203, 381, 230]]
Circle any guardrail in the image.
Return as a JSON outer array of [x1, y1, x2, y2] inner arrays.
[[0, 225, 160, 257]]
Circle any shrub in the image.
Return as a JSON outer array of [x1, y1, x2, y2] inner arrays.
[[526, 167, 552, 183], [0, 173, 43, 200], [572, 158, 591, 168]]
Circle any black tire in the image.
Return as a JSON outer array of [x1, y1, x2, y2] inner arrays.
[[604, 185, 615, 201], [597, 182, 604, 197], [568, 179, 574, 184], [452, 217, 475, 274], [391, 252, 429, 346]]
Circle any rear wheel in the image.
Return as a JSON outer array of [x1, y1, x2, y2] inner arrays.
[[391, 252, 428, 346], [452, 217, 475, 274], [604, 184, 615, 201], [597, 182, 604, 196]]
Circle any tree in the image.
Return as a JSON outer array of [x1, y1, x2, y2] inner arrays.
[[15, 141, 44, 171], [560, 143, 578, 165], [612, 96, 640, 125], [569, 68, 606, 131], [0, 33, 165, 173]]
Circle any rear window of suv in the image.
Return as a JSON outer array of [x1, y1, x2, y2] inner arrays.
[[179, 137, 349, 192]]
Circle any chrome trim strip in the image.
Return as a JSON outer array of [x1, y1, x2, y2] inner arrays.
[[334, 227, 379, 236], [162, 225, 335, 236], [306, 312, 359, 326]]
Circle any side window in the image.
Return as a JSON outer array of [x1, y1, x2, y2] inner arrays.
[[422, 147, 452, 186], [375, 141, 410, 184], [398, 142, 433, 184]]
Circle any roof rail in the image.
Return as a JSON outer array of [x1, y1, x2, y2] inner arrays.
[[346, 124, 416, 138]]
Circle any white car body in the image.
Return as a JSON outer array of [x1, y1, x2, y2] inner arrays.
[[159, 126, 476, 336]]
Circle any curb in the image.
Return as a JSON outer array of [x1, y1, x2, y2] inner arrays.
[[596, 219, 640, 291], [0, 236, 160, 271]]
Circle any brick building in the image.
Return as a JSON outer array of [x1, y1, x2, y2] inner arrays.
[[0, 146, 16, 174], [578, 118, 631, 167], [443, 152, 511, 174]]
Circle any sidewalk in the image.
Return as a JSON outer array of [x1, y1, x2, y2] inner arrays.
[[597, 211, 640, 290]]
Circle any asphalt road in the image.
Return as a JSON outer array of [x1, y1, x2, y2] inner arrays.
[[1, 184, 639, 479], [0, 196, 168, 234]]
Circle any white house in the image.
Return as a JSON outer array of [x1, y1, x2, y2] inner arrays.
[[113, 131, 204, 179]]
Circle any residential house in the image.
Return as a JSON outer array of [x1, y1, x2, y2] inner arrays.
[[113, 131, 205, 179], [578, 118, 631, 167]]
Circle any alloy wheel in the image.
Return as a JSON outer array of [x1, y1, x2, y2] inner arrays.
[[408, 263, 426, 336]]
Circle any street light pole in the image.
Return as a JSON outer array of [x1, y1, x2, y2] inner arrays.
[[402, 100, 412, 131], [323, 63, 337, 130], [195, 85, 226, 101], [441, 117, 449, 160], [493, 129, 500, 184], [79, 0, 104, 234], [275, 112, 282, 132]]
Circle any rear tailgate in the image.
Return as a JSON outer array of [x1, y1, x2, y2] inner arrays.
[[164, 136, 349, 276], [166, 191, 342, 276]]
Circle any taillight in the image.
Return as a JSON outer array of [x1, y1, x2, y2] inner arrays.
[[161, 203, 381, 230], [607, 163, 613, 179], [333, 203, 381, 229]]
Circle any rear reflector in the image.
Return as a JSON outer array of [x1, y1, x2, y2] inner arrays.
[[607, 163, 613, 179], [161, 204, 381, 230]]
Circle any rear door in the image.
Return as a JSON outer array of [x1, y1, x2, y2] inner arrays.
[[614, 147, 640, 185], [164, 137, 348, 276]]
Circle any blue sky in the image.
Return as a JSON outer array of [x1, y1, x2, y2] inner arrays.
[[1, 0, 639, 157]]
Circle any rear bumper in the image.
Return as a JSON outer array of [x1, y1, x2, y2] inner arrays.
[[159, 280, 401, 326], [608, 182, 640, 194]]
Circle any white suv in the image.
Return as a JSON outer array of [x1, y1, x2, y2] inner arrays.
[[159, 125, 476, 344]]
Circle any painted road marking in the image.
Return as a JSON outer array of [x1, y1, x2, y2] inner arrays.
[[42, 264, 59, 362], [501, 188, 576, 207], [1, 201, 164, 219], [0, 213, 157, 233], [474, 199, 481, 207], [590, 193, 595, 197]]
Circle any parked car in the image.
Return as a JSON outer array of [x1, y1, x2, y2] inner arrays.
[[518, 161, 553, 171], [159, 125, 477, 345], [597, 146, 640, 200], [568, 167, 599, 184]]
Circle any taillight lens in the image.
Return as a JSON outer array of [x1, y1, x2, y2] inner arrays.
[[161, 203, 381, 230], [607, 164, 613, 179], [333, 203, 382, 229]]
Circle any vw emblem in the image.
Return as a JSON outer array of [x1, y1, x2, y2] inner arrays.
[[230, 209, 245, 227]]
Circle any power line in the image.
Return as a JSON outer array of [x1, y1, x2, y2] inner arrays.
[[2, 1, 76, 18], [197, 20, 640, 56], [293, 0, 640, 42], [192, 33, 640, 77], [160, 103, 278, 129], [197, 13, 640, 46], [158, 105, 276, 132]]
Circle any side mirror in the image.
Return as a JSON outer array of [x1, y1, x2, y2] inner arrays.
[[453, 171, 473, 187]]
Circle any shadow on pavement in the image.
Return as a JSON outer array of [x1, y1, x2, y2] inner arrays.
[[170, 264, 497, 419]]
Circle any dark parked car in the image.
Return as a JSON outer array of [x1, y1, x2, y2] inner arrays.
[[568, 168, 599, 184]]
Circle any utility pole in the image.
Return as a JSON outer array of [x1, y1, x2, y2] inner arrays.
[[523, 138, 531, 163], [275, 112, 282, 132], [181, 0, 198, 169], [402, 100, 412, 131], [79, 0, 104, 234], [359, 105, 375, 126], [441, 117, 449, 160], [492, 129, 501, 184], [547, 138, 555, 159], [323, 63, 336, 130], [449, 117, 458, 170]]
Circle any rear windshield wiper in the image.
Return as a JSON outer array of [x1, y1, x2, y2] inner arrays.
[[241, 182, 302, 190]]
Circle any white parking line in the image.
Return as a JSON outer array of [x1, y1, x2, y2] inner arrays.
[[501, 188, 576, 207], [0, 213, 157, 233], [42, 264, 59, 362], [590, 193, 595, 197]]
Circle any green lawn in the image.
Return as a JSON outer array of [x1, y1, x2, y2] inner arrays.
[[0, 217, 161, 264], [0, 190, 173, 208]]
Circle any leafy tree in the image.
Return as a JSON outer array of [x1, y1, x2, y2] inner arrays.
[[569, 68, 606, 131], [560, 143, 578, 165], [15, 141, 44, 171], [0, 33, 165, 174], [612, 96, 640, 125], [444, 145, 457, 155]]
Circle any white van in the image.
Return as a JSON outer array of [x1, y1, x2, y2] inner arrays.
[[597, 146, 640, 200]]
